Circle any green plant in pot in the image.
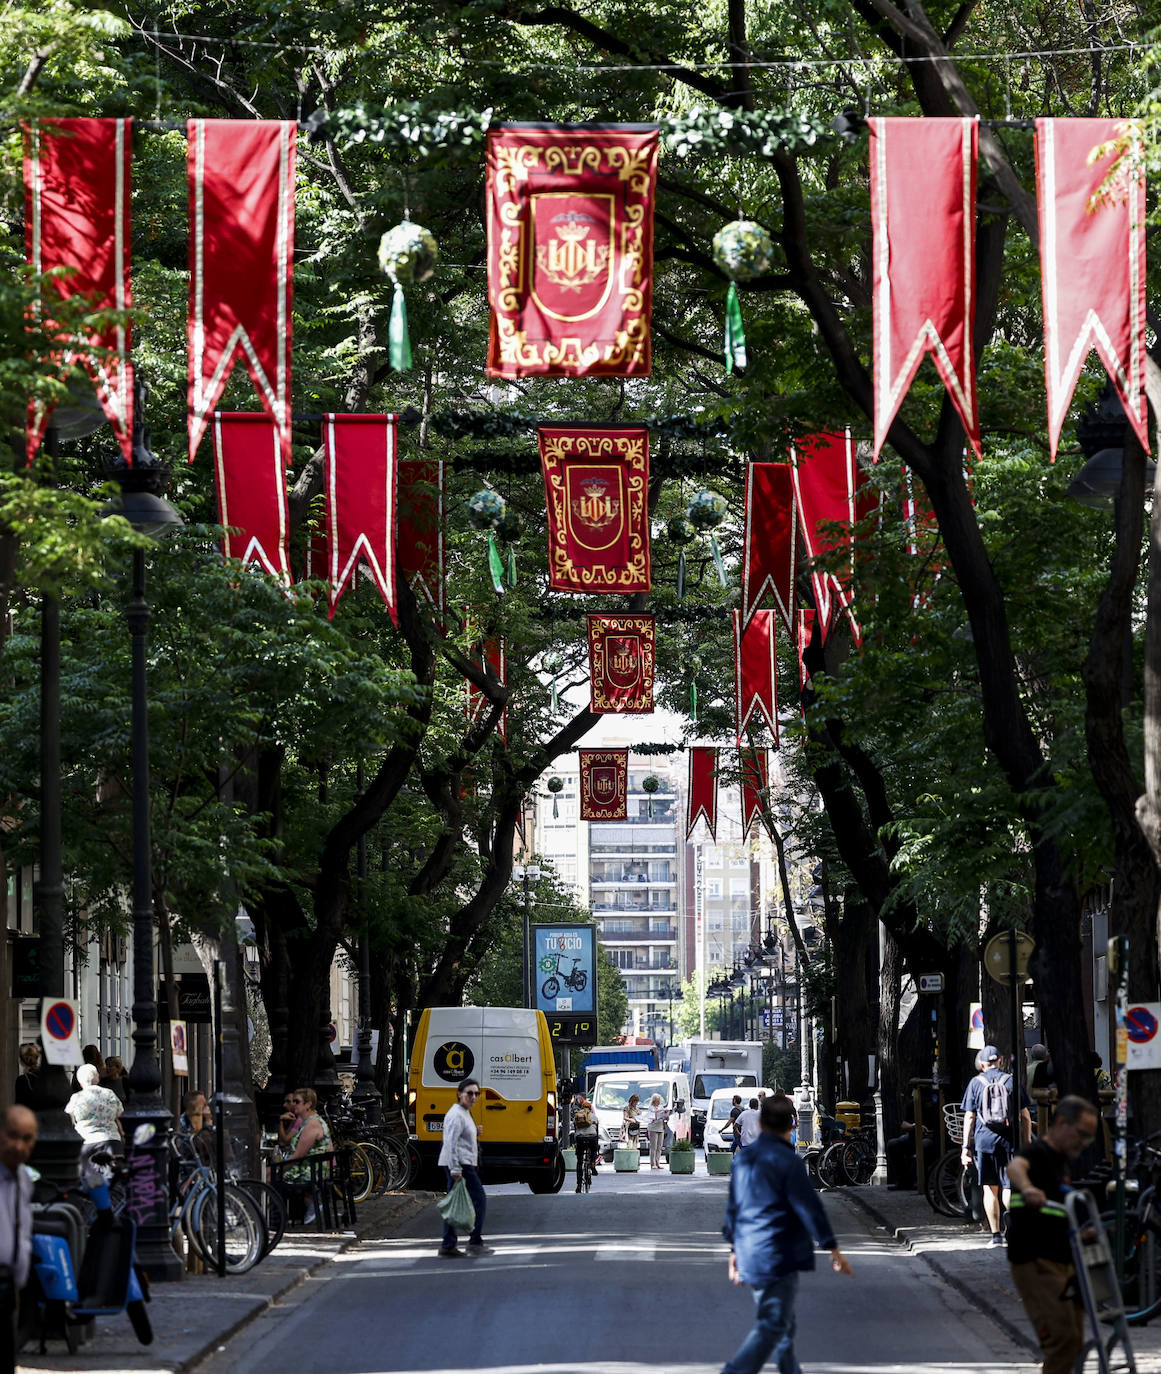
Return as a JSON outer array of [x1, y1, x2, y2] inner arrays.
[[669, 1136, 696, 1173]]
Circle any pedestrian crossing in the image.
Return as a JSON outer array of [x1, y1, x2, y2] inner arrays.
[[341, 1230, 727, 1274]]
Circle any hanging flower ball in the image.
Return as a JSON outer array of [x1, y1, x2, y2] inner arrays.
[[712, 220, 774, 283], [465, 488, 507, 530], [688, 654, 703, 676], [377, 221, 439, 284], [541, 650, 563, 674], [547, 776, 565, 795], [667, 515, 697, 546], [687, 490, 728, 531], [641, 775, 661, 795], [496, 506, 523, 542]]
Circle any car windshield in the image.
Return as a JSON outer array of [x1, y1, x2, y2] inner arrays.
[[592, 1079, 669, 1110], [710, 1098, 740, 1120], [695, 1073, 757, 1099]]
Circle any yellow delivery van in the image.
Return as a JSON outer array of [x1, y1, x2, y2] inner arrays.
[[408, 1006, 564, 1193]]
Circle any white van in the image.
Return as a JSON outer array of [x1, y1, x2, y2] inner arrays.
[[588, 1070, 692, 1161]]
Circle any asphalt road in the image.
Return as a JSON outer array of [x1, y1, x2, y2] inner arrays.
[[200, 1160, 1037, 1374]]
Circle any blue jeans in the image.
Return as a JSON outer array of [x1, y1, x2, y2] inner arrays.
[[442, 1165, 486, 1249], [721, 1271, 800, 1374]]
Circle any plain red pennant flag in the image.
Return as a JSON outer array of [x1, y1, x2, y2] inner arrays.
[[740, 748, 769, 837], [486, 125, 658, 377], [869, 117, 980, 460], [1035, 118, 1148, 458], [189, 119, 295, 467], [323, 414, 399, 624], [212, 413, 292, 583], [539, 424, 651, 592], [686, 747, 719, 841], [24, 118, 133, 464], [579, 748, 628, 820], [398, 458, 445, 617], [465, 635, 507, 743], [792, 432, 867, 646], [588, 614, 655, 713], [741, 463, 796, 632], [734, 610, 778, 746]]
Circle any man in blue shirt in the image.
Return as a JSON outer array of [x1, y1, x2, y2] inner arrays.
[[720, 1096, 852, 1374], [960, 1045, 1033, 1248]]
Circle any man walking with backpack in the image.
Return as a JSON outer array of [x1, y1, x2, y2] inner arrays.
[[960, 1045, 1032, 1247]]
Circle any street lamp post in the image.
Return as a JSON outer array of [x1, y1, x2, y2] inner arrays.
[[352, 765, 381, 1122], [103, 424, 185, 1282]]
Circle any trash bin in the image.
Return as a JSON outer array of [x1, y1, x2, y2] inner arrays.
[[834, 1101, 861, 1133]]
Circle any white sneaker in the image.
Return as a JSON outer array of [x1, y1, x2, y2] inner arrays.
[[303, 1204, 317, 1225]]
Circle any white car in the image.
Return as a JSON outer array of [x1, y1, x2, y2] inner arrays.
[[703, 1087, 779, 1152]]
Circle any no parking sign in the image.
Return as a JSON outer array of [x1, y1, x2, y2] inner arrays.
[[967, 1002, 985, 1051], [1126, 1003, 1161, 1071], [40, 998, 81, 1067]]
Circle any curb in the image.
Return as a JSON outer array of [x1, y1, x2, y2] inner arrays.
[[843, 1189, 1038, 1356], [180, 1193, 428, 1373]]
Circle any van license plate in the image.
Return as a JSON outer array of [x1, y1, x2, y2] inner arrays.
[[426, 1122, 442, 1132]]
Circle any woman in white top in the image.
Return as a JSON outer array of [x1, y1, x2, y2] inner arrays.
[[65, 1063, 123, 1185], [437, 1078, 491, 1258], [645, 1092, 669, 1169]]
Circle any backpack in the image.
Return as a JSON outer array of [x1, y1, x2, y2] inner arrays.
[[574, 1105, 592, 1129], [978, 1072, 1010, 1131]]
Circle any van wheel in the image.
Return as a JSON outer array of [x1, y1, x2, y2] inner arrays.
[[528, 1153, 566, 1194]]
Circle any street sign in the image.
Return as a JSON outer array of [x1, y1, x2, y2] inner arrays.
[[983, 931, 1035, 985], [918, 974, 943, 994], [40, 998, 81, 1066], [1126, 1003, 1161, 1071], [967, 1002, 985, 1050]]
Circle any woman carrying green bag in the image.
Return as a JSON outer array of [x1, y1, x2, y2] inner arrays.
[[437, 1078, 492, 1258]]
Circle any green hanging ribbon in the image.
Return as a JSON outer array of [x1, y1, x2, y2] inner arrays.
[[677, 547, 686, 601], [550, 679, 559, 713], [690, 680, 698, 722], [552, 794, 559, 819], [724, 281, 747, 373], [487, 531, 505, 594], [506, 545, 517, 587], [647, 796, 654, 820], [710, 532, 728, 586], [388, 278, 412, 371]]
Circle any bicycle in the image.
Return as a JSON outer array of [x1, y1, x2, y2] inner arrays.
[[576, 1138, 596, 1193], [925, 1105, 972, 1220], [1100, 1131, 1161, 1324], [168, 1138, 267, 1272], [540, 953, 588, 999]]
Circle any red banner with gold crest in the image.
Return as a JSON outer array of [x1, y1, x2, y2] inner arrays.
[[539, 424, 650, 592], [687, 747, 718, 841], [740, 748, 769, 837], [486, 125, 658, 378], [579, 748, 628, 820], [588, 614, 655, 714]]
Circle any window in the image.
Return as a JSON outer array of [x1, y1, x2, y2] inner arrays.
[[730, 876, 749, 897], [729, 853, 748, 868], [708, 914, 723, 932], [707, 880, 722, 899]]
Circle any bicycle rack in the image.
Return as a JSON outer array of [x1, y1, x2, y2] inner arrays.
[[1065, 1189, 1138, 1374]]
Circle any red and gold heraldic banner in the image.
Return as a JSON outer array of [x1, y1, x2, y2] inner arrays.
[[486, 124, 658, 378], [539, 425, 650, 592], [588, 614, 655, 714], [579, 748, 629, 821]]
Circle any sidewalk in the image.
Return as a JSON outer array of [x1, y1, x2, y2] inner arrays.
[[16, 1191, 429, 1374], [844, 1183, 1161, 1371]]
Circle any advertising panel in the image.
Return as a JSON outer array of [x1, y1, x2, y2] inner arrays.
[[531, 923, 599, 1046]]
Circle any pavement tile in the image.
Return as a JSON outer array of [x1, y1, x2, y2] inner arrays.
[[16, 1192, 430, 1374], [843, 1183, 1161, 1372]]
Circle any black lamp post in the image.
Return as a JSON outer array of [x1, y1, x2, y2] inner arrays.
[[352, 765, 381, 1121], [102, 415, 184, 1281], [28, 423, 82, 1191]]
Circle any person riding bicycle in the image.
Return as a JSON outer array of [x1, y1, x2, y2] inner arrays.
[[572, 1094, 599, 1192]]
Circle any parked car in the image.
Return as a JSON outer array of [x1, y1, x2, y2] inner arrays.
[[703, 1086, 779, 1152]]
